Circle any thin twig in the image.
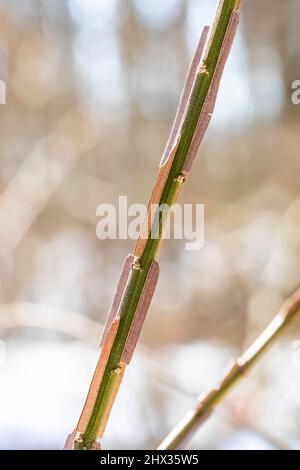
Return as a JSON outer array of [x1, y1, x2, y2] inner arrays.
[[65, 0, 241, 450], [158, 287, 300, 450]]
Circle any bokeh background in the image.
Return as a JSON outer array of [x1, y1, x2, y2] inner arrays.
[[0, 0, 300, 450]]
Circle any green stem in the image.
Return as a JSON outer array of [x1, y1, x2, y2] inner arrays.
[[79, 0, 237, 449]]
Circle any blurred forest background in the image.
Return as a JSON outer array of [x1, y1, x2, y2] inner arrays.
[[0, 0, 300, 450]]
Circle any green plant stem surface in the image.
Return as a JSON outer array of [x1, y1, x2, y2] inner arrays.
[[79, 0, 236, 449]]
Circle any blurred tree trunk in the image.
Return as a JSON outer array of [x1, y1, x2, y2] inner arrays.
[[117, 0, 188, 173], [243, 0, 300, 121]]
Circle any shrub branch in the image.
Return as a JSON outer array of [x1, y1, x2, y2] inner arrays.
[[158, 287, 300, 450], [64, 0, 241, 450]]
